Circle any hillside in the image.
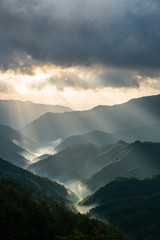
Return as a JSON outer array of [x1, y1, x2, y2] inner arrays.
[[29, 141, 160, 192], [0, 147, 28, 168], [84, 141, 160, 191], [0, 158, 77, 206], [80, 176, 160, 240], [56, 130, 117, 151], [0, 136, 28, 155], [0, 99, 72, 128], [28, 143, 103, 183], [28, 141, 129, 184], [0, 136, 30, 167], [21, 94, 160, 143], [0, 124, 39, 153], [0, 177, 132, 240], [56, 124, 160, 151]]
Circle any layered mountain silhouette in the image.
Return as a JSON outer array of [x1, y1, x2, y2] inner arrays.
[[1, 94, 160, 240], [56, 123, 160, 151], [28, 141, 160, 192], [28, 143, 102, 183], [21, 94, 160, 144], [80, 175, 160, 240], [32, 154, 51, 163], [0, 100, 72, 128], [0, 136, 28, 154], [84, 141, 160, 190], [56, 130, 117, 151], [84, 141, 160, 191], [0, 136, 30, 167], [0, 124, 39, 153]]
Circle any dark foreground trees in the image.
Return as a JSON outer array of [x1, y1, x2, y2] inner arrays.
[[0, 177, 133, 240]]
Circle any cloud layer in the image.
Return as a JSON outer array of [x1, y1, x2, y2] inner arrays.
[[0, 0, 160, 89]]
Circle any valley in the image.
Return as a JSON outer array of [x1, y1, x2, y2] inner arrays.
[[1, 95, 160, 240], [1, 1, 160, 238]]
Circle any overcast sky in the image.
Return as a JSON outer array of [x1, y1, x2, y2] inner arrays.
[[0, 0, 160, 109]]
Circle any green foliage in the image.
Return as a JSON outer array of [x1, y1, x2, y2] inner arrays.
[[28, 141, 129, 184], [81, 175, 160, 240], [29, 140, 160, 192], [84, 141, 160, 191], [28, 143, 102, 182], [0, 177, 133, 240], [0, 158, 77, 206]]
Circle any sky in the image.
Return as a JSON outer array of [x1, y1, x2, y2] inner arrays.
[[0, 0, 160, 110]]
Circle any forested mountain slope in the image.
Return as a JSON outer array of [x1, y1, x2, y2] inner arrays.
[[0, 177, 132, 240], [0, 158, 77, 206], [81, 176, 160, 240], [29, 141, 160, 192]]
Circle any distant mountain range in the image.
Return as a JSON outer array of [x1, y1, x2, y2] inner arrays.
[[80, 175, 160, 240], [21, 94, 160, 144], [55, 130, 117, 151], [56, 123, 160, 151], [0, 124, 39, 153], [0, 100, 72, 128], [28, 141, 160, 192]]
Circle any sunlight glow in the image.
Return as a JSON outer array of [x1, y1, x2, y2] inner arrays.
[[0, 65, 159, 110]]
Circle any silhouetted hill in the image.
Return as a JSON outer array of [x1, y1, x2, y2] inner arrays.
[[0, 99, 72, 128], [81, 176, 160, 240], [56, 124, 160, 151], [0, 136, 28, 155], [29, 141, 160, 192], [84, 141, 160, 191], [28, 143, 103, 183], [0, 124, 39, 152], [0, 147, 28, 168], [0, 158, 77, 206], [0, 177, 132, 240], [56, 130, 117, 151], [112, 123, 160, 143], [0, 124, 22, 140], [21, 94, 160, 143], [32, 154, 51, 163]]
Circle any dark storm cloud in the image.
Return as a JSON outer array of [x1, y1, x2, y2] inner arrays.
[[1, 0, 160, 87], [100, 70, 140, 88]]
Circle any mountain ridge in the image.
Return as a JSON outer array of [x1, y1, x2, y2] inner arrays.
[[28, 141, 160, 193], [56, 123, 160, 151], [21, 94, 160, 143], [0, 99, 72, 128], [80, 175, 160, 240]]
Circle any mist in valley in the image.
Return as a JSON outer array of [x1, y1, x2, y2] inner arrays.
[[1, 0, 160, 238], [23, 138, 62, 164]]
